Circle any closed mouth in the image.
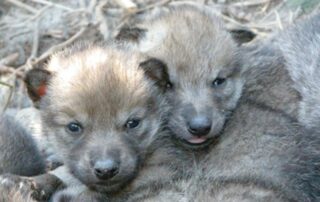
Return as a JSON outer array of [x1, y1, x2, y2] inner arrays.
[[89, 181, 124, 193], [187, 136, 208, 144], [179, 136, 214, 149]]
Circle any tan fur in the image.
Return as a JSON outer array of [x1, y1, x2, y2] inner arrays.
[[12, 41, 190, 201]]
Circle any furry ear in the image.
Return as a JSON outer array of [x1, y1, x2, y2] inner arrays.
[[115, 26, 146, 42], [24, 68, 51, 105], [139, 58, 171, 91], [229, 28, 256, 44]]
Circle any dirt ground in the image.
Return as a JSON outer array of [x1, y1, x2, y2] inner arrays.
[[0, 0, 319, 113]]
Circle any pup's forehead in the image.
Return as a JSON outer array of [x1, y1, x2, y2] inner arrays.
[[46, 45, 152, 120], [139, 6, 238, 83]]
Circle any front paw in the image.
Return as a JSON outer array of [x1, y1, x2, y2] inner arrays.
[[51, 187, 105, 202], [0, 173, 45, 200], [0, 173, 63, 201]]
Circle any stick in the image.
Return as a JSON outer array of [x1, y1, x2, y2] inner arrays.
[[6, 0, 37, 14], [31, 26, 88, 66], [114, 0, 137, 11], [0, 65, 24, 78], [231, 0, 271, 7], [30, 0, 74, 11], [0, 53, 19, 66], [0, 81, 14, 114]]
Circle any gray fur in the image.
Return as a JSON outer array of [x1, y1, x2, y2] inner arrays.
[[55, 6, 320, 202], [0, 114, 46, 201], [0, 114, 45, 176], [118, 3, 246, 149], [277, 13, 320, 129], [115, 3, 320, 202], [5, 5, 320, 202]]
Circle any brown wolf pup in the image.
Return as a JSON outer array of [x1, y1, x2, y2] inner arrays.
[[0, 41, 193, 201]]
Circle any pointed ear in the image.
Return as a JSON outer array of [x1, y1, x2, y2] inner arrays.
[[139, 58, 171, 91], [24, 68, 51, 105], [229, 28, 256, 45], [115, 26, 146, 42]]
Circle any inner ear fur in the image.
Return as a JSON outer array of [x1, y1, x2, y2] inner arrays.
[[229, 28, 256, 45], [24, 68, 51, 106], [115, 26, 146, 42], [139, 58, 170, 91]]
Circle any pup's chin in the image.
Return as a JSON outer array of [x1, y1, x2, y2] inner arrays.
[[88, 181, 125, 194], [179, 136, 215, 150]]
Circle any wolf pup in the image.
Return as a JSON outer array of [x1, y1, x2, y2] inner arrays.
[[116, 3, 256, 150], [116, 3, 320, 202], [0, 41, 172, 201]]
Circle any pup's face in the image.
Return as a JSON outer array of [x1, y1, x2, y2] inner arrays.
[[160, 38, 243, 149], [132, 5, 245, 149], [36, 44, 167, 193], [164, 54, 243, 149]]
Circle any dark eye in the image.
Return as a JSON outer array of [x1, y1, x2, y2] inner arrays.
[[125, 119, 141, 129], [212, 78, 226, 87], [66, 122, 83, 135], [166, 82, 173, 89]]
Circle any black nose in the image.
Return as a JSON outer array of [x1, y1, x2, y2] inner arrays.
[[187, 116, 212, 137], [94, 160, 119, 180]]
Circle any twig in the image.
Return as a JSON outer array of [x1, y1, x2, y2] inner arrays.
[[0, 65, 24, 78], [30, 4, 52, 21], [0, 4, 51, 32], [261, 0, 271, 13], [260, 1, 286, 22], [30, 18, 40, 60], [119, 0, 171, 25], [114, 0, 137, 11], [0, 81, 14, 114], [95, 0, 109, 39], [274, 11, 283, 30], [131, 0, 171, 14], [231, 0, 271, 7], [30, 0, 74, 11], [30, 26, 88, 66], [217, 12, 245, 27], [6, 0, 38, 14], [0, 53, 19, 66], [88, 0, 98, 14]]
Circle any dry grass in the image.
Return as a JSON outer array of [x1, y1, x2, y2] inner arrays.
[[0, 0, 319, 113]]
